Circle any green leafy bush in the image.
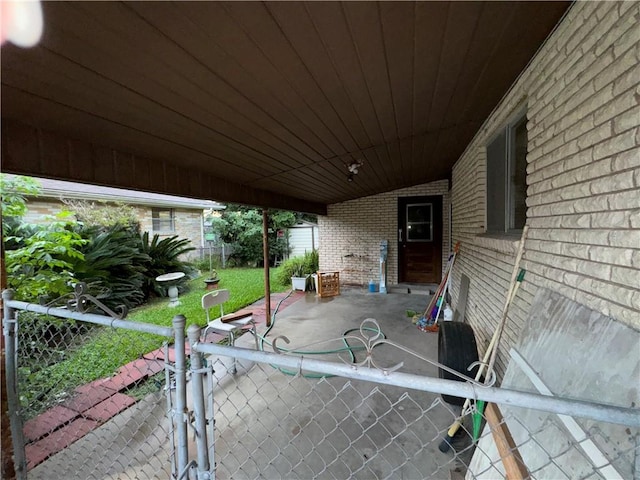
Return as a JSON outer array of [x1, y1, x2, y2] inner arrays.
[[62, 199, 139, 232], [5, 212, 87, 301], [276, 250, 319, 285], [209, 206, 297, 267]]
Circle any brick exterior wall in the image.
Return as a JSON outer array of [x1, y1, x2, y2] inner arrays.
[[23, 199, 204, 258], [318, 180, 451, 286], [450, 1, 639, 378]]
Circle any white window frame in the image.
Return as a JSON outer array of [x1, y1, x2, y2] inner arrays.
[[152, 208, 175, 232], [486, 109, 528, 234]]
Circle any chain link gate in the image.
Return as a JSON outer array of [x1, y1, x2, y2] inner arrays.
[[4, 288, 639, 479], [187, 324, 639, 480], [2, 287, 193, 480]]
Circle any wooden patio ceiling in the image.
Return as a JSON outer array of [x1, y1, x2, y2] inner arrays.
[[1, 1, 570, 215]]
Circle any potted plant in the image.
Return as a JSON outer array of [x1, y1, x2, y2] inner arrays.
[[204, 269, 220, 290], [290, 262, 308, 291]]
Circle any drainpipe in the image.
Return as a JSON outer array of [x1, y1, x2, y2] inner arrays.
[[200, 210, 205, 258], [263, 209, 271, 327]]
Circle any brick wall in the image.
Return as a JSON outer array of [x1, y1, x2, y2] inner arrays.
[[23, 199, 204, 258], [451, 1, 639, 378], [138, 207, 203, 259], [318, 180, 451, 286], [22, 200, 63, 223]]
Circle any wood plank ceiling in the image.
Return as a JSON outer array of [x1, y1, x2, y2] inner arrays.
[[1, 1, 570, 214]]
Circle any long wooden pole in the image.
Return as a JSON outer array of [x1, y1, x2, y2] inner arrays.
[[262, 209, 271, 327], [485, 403, 530, 479]]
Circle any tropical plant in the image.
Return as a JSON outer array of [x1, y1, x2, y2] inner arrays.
[[276, 250, 319, 285], [72, 226, 149, 309], [138, 232, 196, 297]]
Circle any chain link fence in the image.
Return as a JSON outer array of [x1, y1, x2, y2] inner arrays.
[[3, 289, 185, 479], [4, 290, 639, 479], [195, 338, 639, 480], [193, 244, 234, 268]]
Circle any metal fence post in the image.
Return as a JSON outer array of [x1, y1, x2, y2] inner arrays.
[[172, 314, 189, 477], [187, 324, 212, 479], [3, 289, 26, 479]]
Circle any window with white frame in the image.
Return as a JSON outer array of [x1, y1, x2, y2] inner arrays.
[[152, 208, 175, 232], [486, 111, 528, 234]]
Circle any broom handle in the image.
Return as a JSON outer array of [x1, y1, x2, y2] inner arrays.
[[450, 227, 528, 417], [423, 243, 459, 318], [486, 225, 529, 380], [502, 226, 528, 318], [446, 274, 525, 438]]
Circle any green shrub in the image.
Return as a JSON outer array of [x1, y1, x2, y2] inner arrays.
[[73, 226, 149, 309], [62, 199, 139, 232], [302, 249, 319, 274], [5, 212, 87, 301], [276, 250, 319, 285]]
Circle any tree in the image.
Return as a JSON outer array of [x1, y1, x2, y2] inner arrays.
[[4, 212, 86, 301], [62, 199, 140, 232], [1, 176, 85, 302], [209, 206, 297, 267], [1, 174, 40, 237]]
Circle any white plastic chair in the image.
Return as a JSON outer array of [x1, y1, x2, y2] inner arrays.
[[201, 289, 256, 374]]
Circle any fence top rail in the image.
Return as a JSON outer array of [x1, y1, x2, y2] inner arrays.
[[4, 299, 175, 338], [193, 341, 639, 428]]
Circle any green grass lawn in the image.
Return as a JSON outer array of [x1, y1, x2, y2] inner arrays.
[[22, 268, 289, 417], [128, 267, 289, 328]]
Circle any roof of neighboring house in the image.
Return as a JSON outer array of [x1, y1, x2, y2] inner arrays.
[[6, 175, 225, 210]]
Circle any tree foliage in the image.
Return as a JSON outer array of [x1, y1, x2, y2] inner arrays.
[[4, 212, 87, 300], [62, 199, 140, 232], [138, 232, 195, 297], [209, 206, 298, 266], [2, 175, 195, 307], [1, 174, 41, 239], [0, 175, 40, 221]]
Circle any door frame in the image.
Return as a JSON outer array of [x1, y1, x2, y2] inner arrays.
[[397, 195, 444, 284]]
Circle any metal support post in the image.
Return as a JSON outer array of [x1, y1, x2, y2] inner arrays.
[[172, 314, 189, 476], [262, 209, 271, 326], [2, 290, 26, 479], [187, 324, 212, 479]]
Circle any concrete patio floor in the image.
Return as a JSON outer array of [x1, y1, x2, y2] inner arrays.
[[29, 288, 472, 479], [212, 288, 470, 479]]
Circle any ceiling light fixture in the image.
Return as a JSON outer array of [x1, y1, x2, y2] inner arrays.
[[346, 159, 364, 181]]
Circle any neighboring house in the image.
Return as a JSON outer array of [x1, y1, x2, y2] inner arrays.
[[319, 1, 638, 380], [287, 221, 319, 258], [14, 175, 224, 258]]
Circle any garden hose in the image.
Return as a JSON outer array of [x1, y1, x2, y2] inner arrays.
[[255, 290, 387, 378]]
